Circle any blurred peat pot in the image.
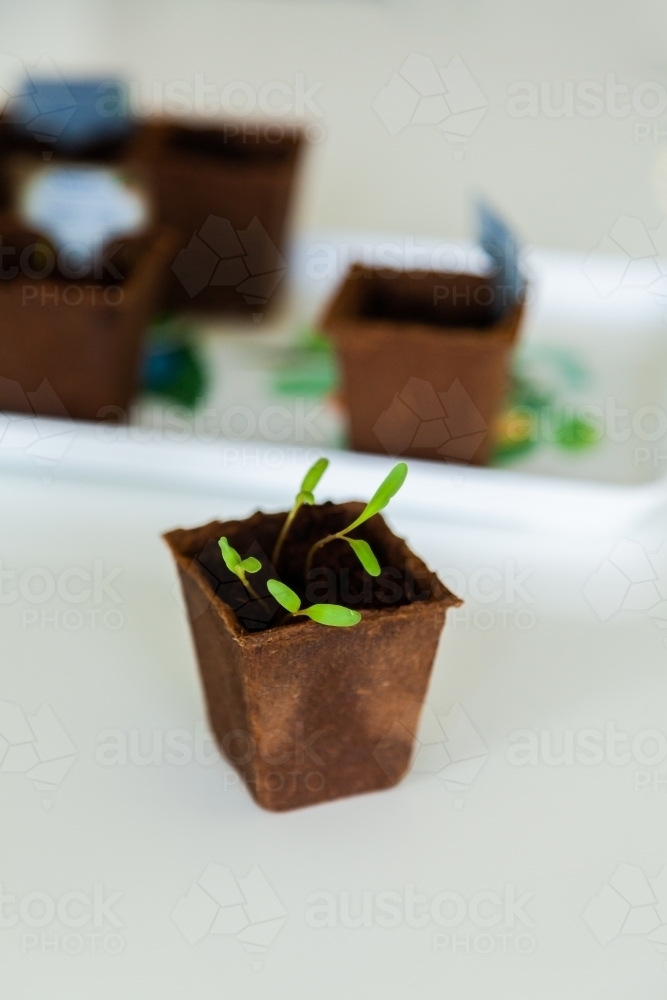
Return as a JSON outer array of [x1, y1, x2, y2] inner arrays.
[[0, 217, 174, 420], [321, 262, 526, 466], [0, 82, 305, 319], [127, 120, 304, 317]]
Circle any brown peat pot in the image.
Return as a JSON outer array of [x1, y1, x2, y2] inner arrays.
[[164, 501, 461, 811], [0, 118, 138, 170], [0, 117, 304, 319], [0, 219, 173, 420], [321, 263, 526, 466], [125, 120, 304, 316]]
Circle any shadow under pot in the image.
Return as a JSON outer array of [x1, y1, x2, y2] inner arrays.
[[320, 263, 526, 466], [0, 219, 174, 421], [126, 120, 304, 318], [164, 501, 461, 811]]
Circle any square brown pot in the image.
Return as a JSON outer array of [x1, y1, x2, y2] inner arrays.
[[0, 119, 137, 175], [164, 502, 460, 811], [0, 218, 174, 420], [124, 120, 304, 317], [321, 263, 526, 465], [0, 117, 304, 319]]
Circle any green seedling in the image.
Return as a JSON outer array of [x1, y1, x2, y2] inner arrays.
[[219, 536, 263, 602], [272, 457, 329, 567], [267, 578, 361, 628], [305, 462, 408, 577]]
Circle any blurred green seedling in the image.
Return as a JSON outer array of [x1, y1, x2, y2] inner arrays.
[[219, 536, 263, 602], [305, 462, 408, 577], [272, 457, 329, 566], [267, 578, 361, 628]]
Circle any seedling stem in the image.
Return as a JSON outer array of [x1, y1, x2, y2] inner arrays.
[[305, 463, 407, 576]]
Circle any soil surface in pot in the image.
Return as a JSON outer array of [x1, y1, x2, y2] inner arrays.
[[360, 276, 498, 331], [0, 121, 136, 163], [187, 502, 435, 633], [165, 127, 294, 165], [0, 229, 154, 286]]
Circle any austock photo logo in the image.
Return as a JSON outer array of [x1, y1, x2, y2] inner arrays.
[[0, 52, 75, 146], [507, 74, 667, 133], [115, 74, 324, 130], [305, 881, 537, 957], [1, 558, 125, 633], [435, 558, 536, 636], [171, 215, 287, 311], [0, 54, 326, 141], [304, 237, 494, 285], [507, 722, 667, 793], [584, 863, 667, 970], [94, 704, 489, 804], [0, 881, 124, 956], [373, 375, 488, 462], [171, 864, 287, 971], [583, 538, 667, 642], [0, 377, 77, 484], [582, 214, 667, 309], [0, 701, 77, 809], [373, 53, 488, 157], [375, 702, 488, 805]]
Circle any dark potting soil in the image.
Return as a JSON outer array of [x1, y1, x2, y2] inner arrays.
[[192, 502, 433, 633], [0, 121, 136, 164], [166, 126, 294, 165], [0, 229, 152, 286], [359, 274, 499, 331]]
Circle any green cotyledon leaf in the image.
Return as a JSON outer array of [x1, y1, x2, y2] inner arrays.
[[344, 463, 408, 533], [219, 537, 241, 573], [301, 604, 361, 627], [347, 538, 381, 577], [300, 457, 329, 495], [267, 578, 301, 613]]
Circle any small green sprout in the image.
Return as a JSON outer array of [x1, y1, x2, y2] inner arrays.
[[267, 578, 361, 627], [219, 536, 263, 601], [305, 462, 408, 577], [272, 457, 329, 566]]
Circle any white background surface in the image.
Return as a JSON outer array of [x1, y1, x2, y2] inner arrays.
[[3, 454, 667, 998], [2, 2, 667, 994], [3, 0, 667, 251]]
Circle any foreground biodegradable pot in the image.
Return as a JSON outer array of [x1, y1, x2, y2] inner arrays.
[[0, 219, 173, 420], [321, 264, 526, 465], [164, 502, 460, 811], [124, 120, 304, 316]]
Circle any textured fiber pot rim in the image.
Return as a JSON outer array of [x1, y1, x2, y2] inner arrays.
[[127, 117, 304, 167], [318, 263, 526, 466], [320, 262, 524, 344], [326, 309, 523, 346], [164, 505, 462, 811], [0, 214, 175, 308], [164, 505, 461, 648]]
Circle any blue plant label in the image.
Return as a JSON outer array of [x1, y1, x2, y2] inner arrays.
[[477, 201, 526, 316]]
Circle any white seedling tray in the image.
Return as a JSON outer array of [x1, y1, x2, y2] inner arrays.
[[289, 231, 667, 487], [126, 231, 667, 493], [0, 415, 664, 540]]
